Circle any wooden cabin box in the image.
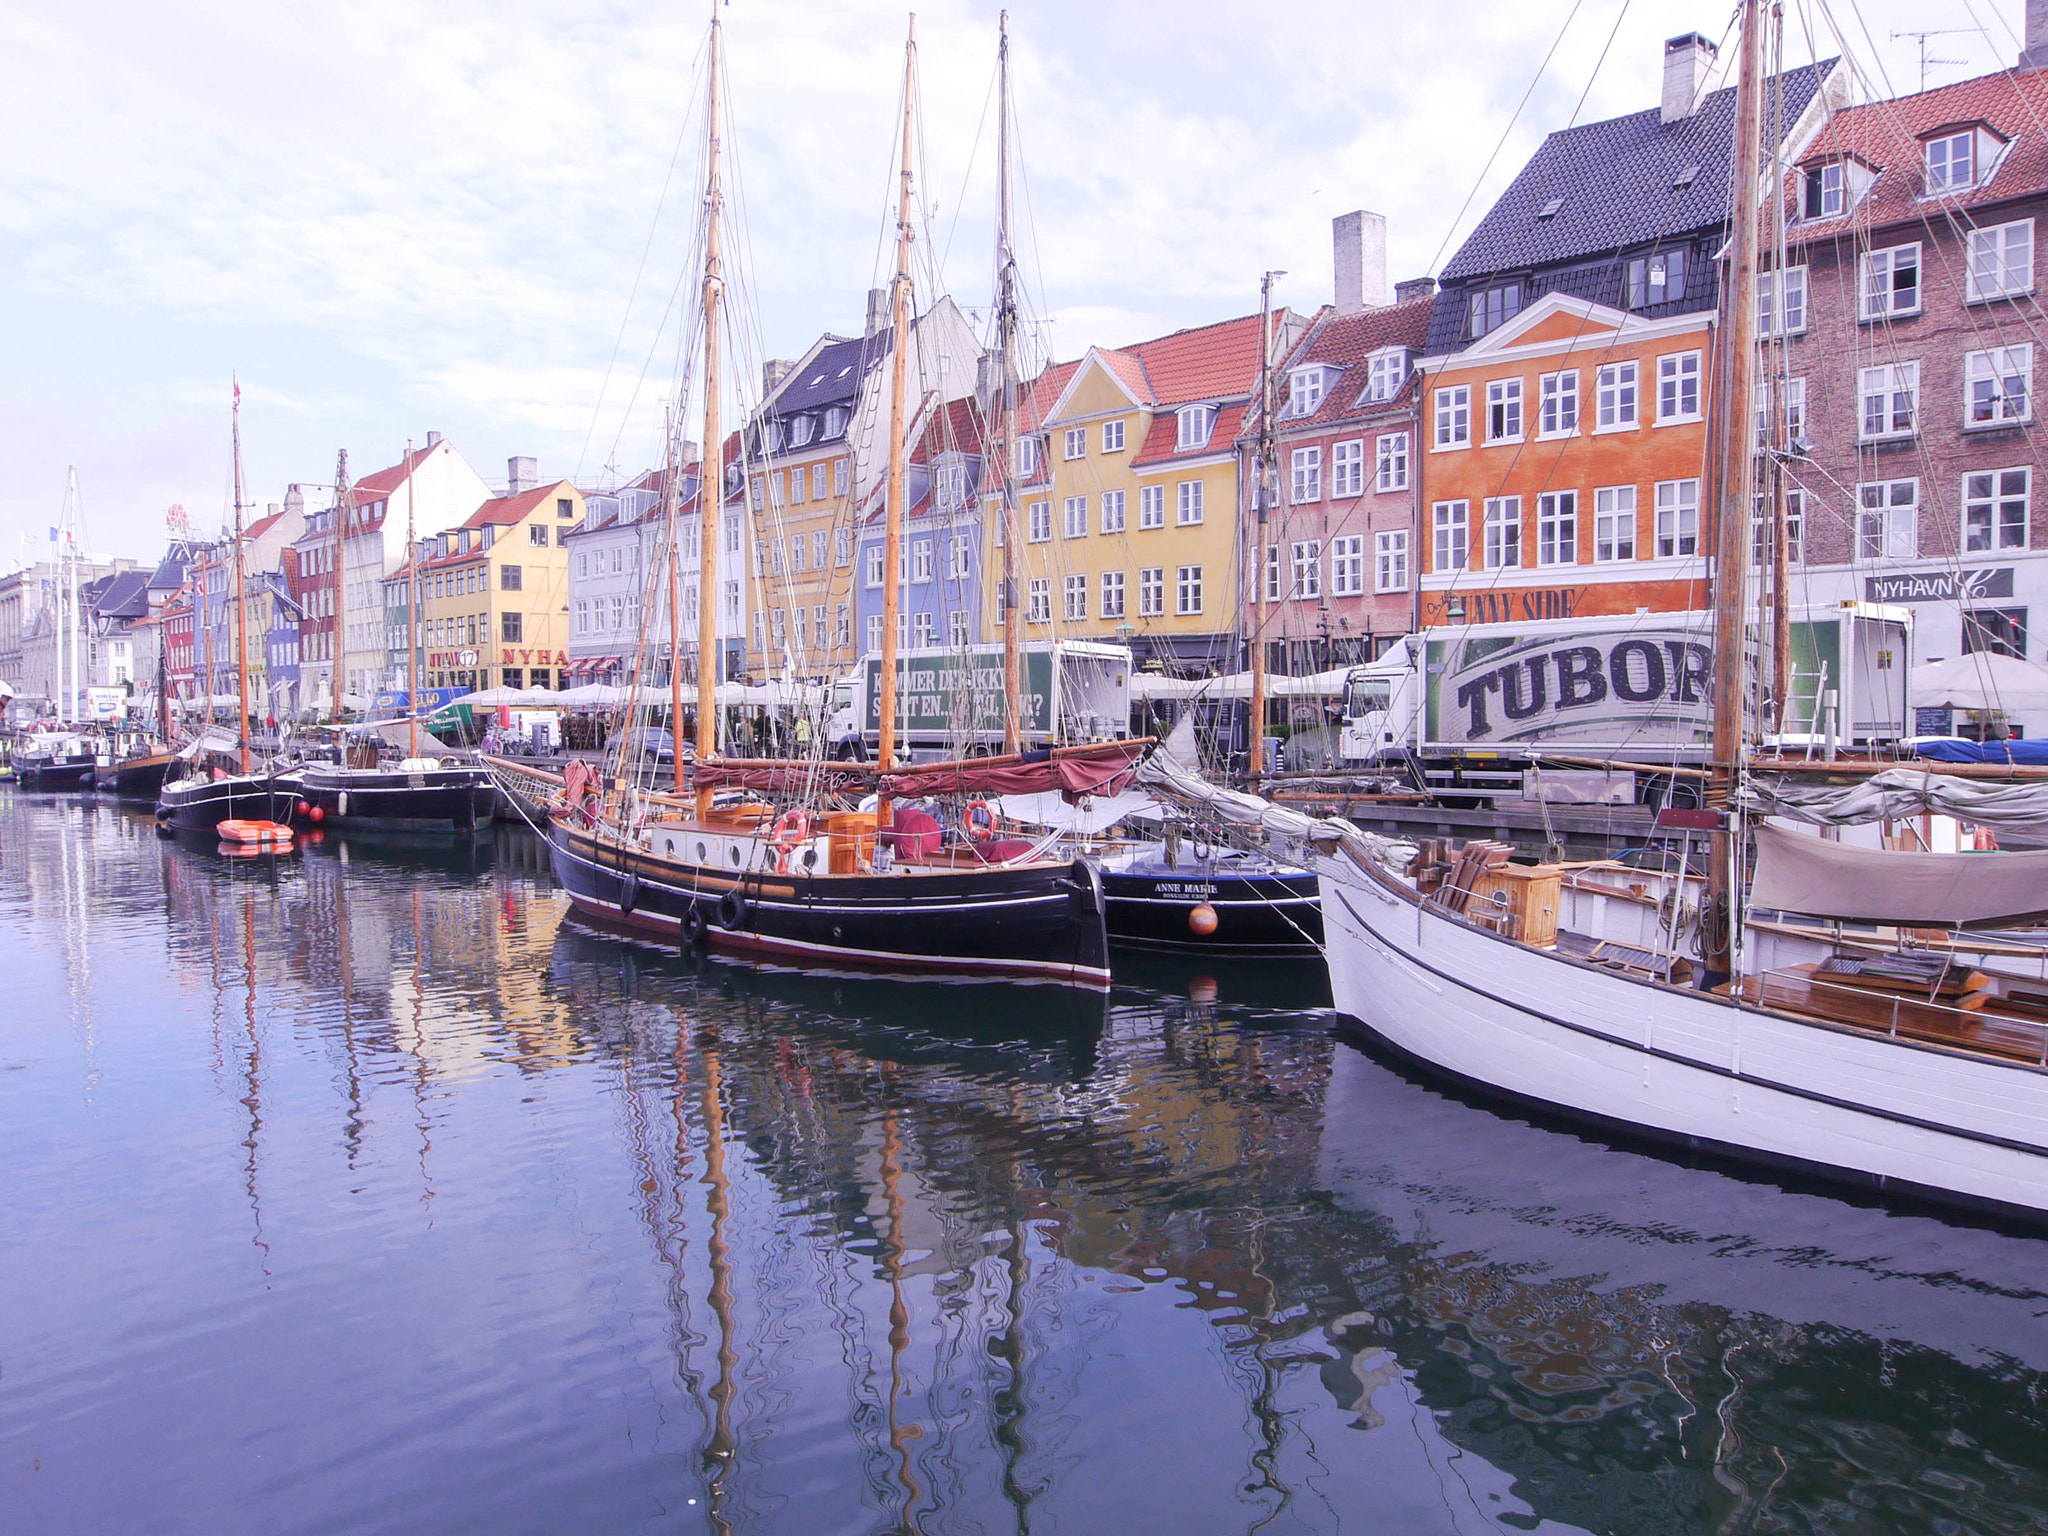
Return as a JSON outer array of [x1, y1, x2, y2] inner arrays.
[[1471, 864, 1562, 947], [826, 811, 877, 874]]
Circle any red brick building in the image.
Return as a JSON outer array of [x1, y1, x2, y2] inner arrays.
[[1774, 60, 2048, 673]]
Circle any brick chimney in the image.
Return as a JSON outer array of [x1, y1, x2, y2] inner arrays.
[[2022, 0, 2048, 69], [1662, 33, 1717, 123], [507, 456, 538, 495], [762, 359, 794, 395], [865, 287, 890, 337], [1394, 277, 1437, 304], [1332, 210, 1388, 314], [425, 430, 442, 450]]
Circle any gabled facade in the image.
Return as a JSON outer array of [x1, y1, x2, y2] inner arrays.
[[416, 478, 583, 694], [1262, 287, 1436, 667], [1415, 290, 1717, 625], [1000, 310, 1306, 672], [1770, 57, 2048, 672], [852, 394, 991, 655]]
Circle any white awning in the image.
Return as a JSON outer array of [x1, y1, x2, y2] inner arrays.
[[1749, 822, 2048, 927], [1911, 653, 2048, 715]]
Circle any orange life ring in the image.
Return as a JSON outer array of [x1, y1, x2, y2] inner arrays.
[[965, 799, 997, 842], [1974, 824, 2000, 851], [770, 809, 812, 874]]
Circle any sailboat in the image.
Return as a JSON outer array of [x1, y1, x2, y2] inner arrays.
[[297, 447, 496, 833], [157, 382, 300, 832], [1306, 0, 2048, 1227], [101, 638, 181, 799], [498, 7, 1121, 988]]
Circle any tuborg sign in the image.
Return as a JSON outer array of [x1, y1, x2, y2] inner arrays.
[[1426, 626, 1715, 747]]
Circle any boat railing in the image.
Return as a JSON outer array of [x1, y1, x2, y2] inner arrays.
[[1745, 961, 2048, 1068]]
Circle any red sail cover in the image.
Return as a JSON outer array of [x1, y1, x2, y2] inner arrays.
[[690, 741, 1148, 803]]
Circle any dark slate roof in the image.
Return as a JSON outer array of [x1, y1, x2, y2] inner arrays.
[[771, 331, 891, 415], [1441, 58, 1837, 283], [94, 569, 152, 621]]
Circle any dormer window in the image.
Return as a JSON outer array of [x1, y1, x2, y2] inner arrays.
[[1015, 434, 1040, 477], [788, 414, 816, 447], [1286, 367, 1328, 417], [823, 405, 850, 438], [1928, 130, 1973, 191], [1364, 348, 1411, 403], [1802, 162, 1844, 219], [1176, 405, 1216, 450], [934, 461, 968, 512], [1467, 281, 1522, 340], [1626, 249, 1687, 309], [760, 419, 784, 453]]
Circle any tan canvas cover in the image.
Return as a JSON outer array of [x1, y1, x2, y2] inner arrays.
[[1750, 822, 2048, 926]]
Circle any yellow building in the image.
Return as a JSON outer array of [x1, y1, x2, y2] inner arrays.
[[1000, 310, 1303, 672], [418, 479, 583, 693]]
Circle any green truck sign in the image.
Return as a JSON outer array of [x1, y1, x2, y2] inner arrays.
[[862, 647, 1054, 738]]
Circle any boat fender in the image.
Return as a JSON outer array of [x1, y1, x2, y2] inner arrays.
[[682, 902, 708, 944], [620, 870, 641, 916], [1188, 902, 1219, 936], [717, 886, 749, 931]]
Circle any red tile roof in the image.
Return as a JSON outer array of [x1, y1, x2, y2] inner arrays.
[[354, 443, 437, 498], [1120, 311, 1284, 405], [461, 481, 570, 528], [1791, 67, 2048, 237], [1273, 295, 1437, 431], [1131, 401, 1248, 467]]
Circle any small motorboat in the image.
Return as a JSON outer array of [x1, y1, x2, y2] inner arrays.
[[15, 732, 100, 791], [218, 818, 294, 849]]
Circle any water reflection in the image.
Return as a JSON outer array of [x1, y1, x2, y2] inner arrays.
[[0, 794, 2044, 1535]]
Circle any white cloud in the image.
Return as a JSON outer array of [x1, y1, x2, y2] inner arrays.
[[0, 0, 2026, 560]]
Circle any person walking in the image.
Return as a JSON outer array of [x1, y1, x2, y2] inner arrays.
[[794, 711, 812, 757]]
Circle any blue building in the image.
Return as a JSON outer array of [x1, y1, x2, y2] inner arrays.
[[853, 396, 988, 656]]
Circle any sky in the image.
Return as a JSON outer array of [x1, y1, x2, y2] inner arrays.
[[0, 0, 2032, 565]]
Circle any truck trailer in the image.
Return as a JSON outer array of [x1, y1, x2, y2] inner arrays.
[[827, 640, 1134, 760]]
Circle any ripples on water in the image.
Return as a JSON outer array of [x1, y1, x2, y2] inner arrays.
[[1, 793, 2045, 1536]]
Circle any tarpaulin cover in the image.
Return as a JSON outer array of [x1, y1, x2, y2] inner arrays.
[[1749, 821, 2048, 926], [1914, 738, 2048, 766], [1740, 765, 2048, 839], [689, 741, 1150, 802]]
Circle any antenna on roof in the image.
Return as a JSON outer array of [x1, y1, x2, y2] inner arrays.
[[1890, 28, 1970, 91]]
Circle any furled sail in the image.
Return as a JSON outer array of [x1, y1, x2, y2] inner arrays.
[[689, 739, 1151, 803], [1740, 767, 2048, 839], [1749, 822, 2048, 927]]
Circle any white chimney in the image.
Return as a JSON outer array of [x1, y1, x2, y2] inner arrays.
[[425, 430, 443, 450], [507, 456, 538, 495], [1662, 33, 1717, 124], [1332, 210, 1388, 315], [865, 287, 890, 337], [762, 359, 794, 395], [2023, 0, 2048, 69]]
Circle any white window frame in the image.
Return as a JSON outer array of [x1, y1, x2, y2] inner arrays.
[[1375, 432, 1409, 492], [1857, 479, 1919, 560], [1964, 467, 2030, 553], [1656, 351, 1702, 423], [1101, 419, 1125, 452], [1177, 480, 1204, 526], [1485, 378, 1523, 443], [1028, 501, 1052, 543], [1758, 266, 1808, 336], [1100, 489, 1126, 534], [911, 539, 932, 582], [1432, 500, 1469, 573], [1288, 367, 1326, 416], [1139, 484, 1165, 529], [1063, 496, 1087, 539], [1331, 534, 1365, 596], [1654, 478, 1700, 558], [1290, 539, 1322, 599], [1063, 574, 1087, 621], [1859, 361, 1920, 442], [1331, 439, 1365, 498], [1537, 490, 1577, 567], [1966, 345, 2032, 428], [1434, 385, 1470, 448], [1027, 577, 1051, 623], [864, 544, 883, 588], [1538, 369, 1579, 437], [1138, 567, 1165, 617], [1101, 570, 1126, 617], [1926, 130, 1974, 192], [1365, 348, 1408, 402], [866, 614, 883, 653], [1594, 362, 1639, 430], [1861, 243, 1922, 320], [1482, 496, 1521, 570], [1290, 446, 1323, 504], [1063, 427, 1086, 460], [1373, 531, 1408, 594], [1175, 564, 1204, 616], [1967, 220, 2034, 301], [1175, 406, 1215, 450], [1593, 485, 1637, 562], [949, 609, 969, 647]]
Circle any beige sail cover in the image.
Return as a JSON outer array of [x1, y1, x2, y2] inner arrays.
[[1750, 822, 2048, 926]]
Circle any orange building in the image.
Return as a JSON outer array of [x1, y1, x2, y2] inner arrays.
[[1415, 291, 1714, 627]]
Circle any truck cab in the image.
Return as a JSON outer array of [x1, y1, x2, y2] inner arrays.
[[1337, 641, 1422, 766], [826, 675, 864, 759]]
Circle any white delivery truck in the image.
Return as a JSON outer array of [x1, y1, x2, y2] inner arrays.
[[826, 639, 1133, 760], [1339, 606, 1911, 803]]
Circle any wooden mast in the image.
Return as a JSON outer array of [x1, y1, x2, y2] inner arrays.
[[333, 449, 351, 720], [1764, 1, 1793, 730], [1247, 272, 1280, 782], [1706, 0, 1763, 980], [875, 17, 917, 829], [404, 440, 420, 762], [995, 11, 1023, 754], [665, 407, 689, 793], [693, 0, 726, 818], [231, 377, 253, 775]]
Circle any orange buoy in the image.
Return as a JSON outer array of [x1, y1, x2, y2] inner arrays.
[[1188, 902, 1219, 936]]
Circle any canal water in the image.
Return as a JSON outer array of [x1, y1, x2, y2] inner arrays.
[[3, 793, 2046, 1536]]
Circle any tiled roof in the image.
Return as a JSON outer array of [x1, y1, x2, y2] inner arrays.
[[355, 443, 437, 498], [1017, 358, 1080, 433], [1442, 58, 1836, 282], [1272, 296, 1436, 430], [462, 481, 568, 529], [772, 331, 890, 414], [1789, 66, 2048, 237], [93, 569, 153, 620], [1131, 401, 1247, 467], [1096, 348, 1153, 403], [1120, 311, 1280, 405], [243, 511, 285, 542]]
